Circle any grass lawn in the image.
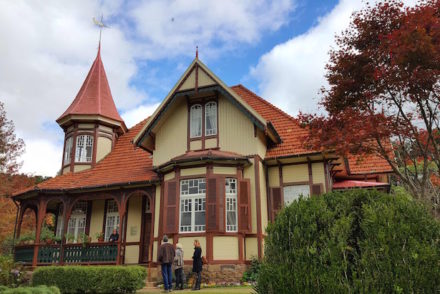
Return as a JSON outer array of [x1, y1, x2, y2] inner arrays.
[[138, 286, 254, 293]]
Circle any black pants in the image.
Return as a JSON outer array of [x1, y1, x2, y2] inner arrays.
[[174, 268, 184, 289], [193, 271, 201, 290]]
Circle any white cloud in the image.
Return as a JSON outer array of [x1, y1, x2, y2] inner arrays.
[[20, 139, 63, 177], [122, 103, 160, 128]]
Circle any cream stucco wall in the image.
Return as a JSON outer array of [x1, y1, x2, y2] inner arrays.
[[213, 236, 239, 260], [181, 167, 206, 177], [74, 164, 91, 172], [164, 171, 175, 182], [213, 166, 236, 175], [218, 97, 266, 158], [205, 138, 217, 149], [178, 237, 206, 261], [152, 241, 158, 262], [259, 162, 268, 233], [268, 167, 280, 187], [154, 186, 161, 238], [243, 159, 257, 234], [153, 98, 187, 166], [245, 237, 258, 260], [62, 166, 70, 174], [89, 199, 105, 242], [125, 245, 140, 264], [96, 137, 112, 162], [312, 162, 326, 187], [283, 164, 309, 183], [126, 195, 142, 243], [190, 140, 202, 151]]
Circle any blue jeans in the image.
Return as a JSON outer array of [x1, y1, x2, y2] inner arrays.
[[161, 263, 173, 290]]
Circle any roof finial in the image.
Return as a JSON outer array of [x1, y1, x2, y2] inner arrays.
[[93, 15, 109, 55], [196, 46, 198, 59]]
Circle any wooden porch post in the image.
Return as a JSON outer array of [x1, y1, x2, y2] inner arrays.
[[116, 193, 127, 265], [59, 199, 72, 265], [32, 198, 47, 267], [15, 204, 25, 239]]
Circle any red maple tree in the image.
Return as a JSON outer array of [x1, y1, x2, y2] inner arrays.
[[299, 0, 440, 207]]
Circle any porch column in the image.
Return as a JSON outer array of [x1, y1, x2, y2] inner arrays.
[[32, 198, 47, 267], [15, 204, 25, 239], [59, 200, 72, 265], [116, 195, 127, 265]]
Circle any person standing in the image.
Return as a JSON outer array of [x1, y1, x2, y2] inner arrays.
[[158, 235, 175, 293], [192, 239, 202, 291], [173, 243, 184, 290]]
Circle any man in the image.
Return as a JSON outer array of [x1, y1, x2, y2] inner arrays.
[[109, 228, 119, 242], [158, 235, 175, 292]]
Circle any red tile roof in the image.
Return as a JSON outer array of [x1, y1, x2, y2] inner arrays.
[[346, 153, 393, 174], [333, 180, 389, 189], [57, 47, 123, 123], [231, 85, 313, 158], [13, 119, 157, 197]]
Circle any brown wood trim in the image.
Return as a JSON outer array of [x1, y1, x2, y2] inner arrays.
[[85, 200, 93, 235], [124, 241, 141, 246], [278, 165, 284, 205], [186, 96, 191, 152], [308, 160, 313, 195], [195, 63, 199, 94], [70, 130, 77, 173], [324, 161, 330, 192], [92, 124, 98, 167], [122, 198, 129, 264], [158, 178, 165, 246], [254, 156, 263, 259], [102, 199, 108, 237], [238, 234, 244, 262], [266, 160, 325, 167], [282, 181, 310, 186], [216, 91, 220, 148]]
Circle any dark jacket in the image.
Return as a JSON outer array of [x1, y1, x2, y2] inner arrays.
[[158, 242, 175, 264], [192, 246, 202, 272], [109, 233, 119, 242]]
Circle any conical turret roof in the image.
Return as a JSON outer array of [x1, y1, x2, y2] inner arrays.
[[57, 45, 124, 124]]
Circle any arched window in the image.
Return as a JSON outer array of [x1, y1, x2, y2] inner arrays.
[[205, 101, 217, 136], [75, 135, 93, 162], [190, 104, 202, 138], [63, 137, 73, 165]]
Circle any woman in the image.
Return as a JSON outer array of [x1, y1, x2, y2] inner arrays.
[[174, 243, 184, 290], [192, 239, 202, 291]]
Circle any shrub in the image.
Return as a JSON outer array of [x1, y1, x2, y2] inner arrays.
[[256, 190, 440, 293], [0, 285, 60, 294], [241, 257, 261, 283], [32, 266, 147, 293], [0, 255, 27, 287]]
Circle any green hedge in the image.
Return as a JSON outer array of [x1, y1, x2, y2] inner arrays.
[[256, 190, 440, 293], [0, 285, 60, 294], [32, 266, 146, 293]]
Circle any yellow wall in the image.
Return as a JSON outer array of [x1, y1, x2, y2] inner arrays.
[[96, 137, 112, 162], [152, 241, 158, 262], [99, 125, 113, 133], [153, 98, 187, 166], [178, 237, 206, 261], [190, 140, 202, 151], [154, 186, 160, 238], [259, 162, 268, 233], [74, 164, 91, 172], [283, 164, 309, 183], [125, 245, 139, 264], [312, 162, 326, 187], [218, 97, 266, 158], [213, 166, 236, 175], [89, 199, 105, 242], [62, 166, 70, 174], [205, 138, 216, 149], [268, 166, 279, 187], [179, 68, 196, 91], [213, 236, 239, 260], [126, 195, 142, 242], [243, 159, 257, 234], [181, 167, 206, 177], [245, 237, 258, 260], [164, 172, 175, 181]]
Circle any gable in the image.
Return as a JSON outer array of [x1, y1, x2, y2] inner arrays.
[[178, 64, 216, 92]]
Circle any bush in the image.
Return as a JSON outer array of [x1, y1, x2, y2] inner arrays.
[[32, 266, 147, 293], [0, 285, 60, 294], [0, 256, 27, 287], [241, 257, 261, 283], [256, 190, 440, 293]]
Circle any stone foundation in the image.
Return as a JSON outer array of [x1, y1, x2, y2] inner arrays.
[[150, 263, 248, 285]]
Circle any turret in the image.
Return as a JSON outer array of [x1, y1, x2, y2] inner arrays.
[[57, 45, 127, 174]]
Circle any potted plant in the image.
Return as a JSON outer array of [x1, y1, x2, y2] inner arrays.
[[64, 233, 75, 244], [40, 227, 55, 244], [79, 233, 91, 247], [95, 232, 105, 243], [53, 235, 62, 244]]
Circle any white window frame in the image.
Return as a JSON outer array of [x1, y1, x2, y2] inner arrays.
[[190, 104, 202, 138], [225, 178, 238, 232], [104, 199, 120, 241], [63, 137, 73, 166], [66, 201, 88, 242], [179, 178, 206, 233], [283, 185, 310, 205], [205, 101, 217, 136], [75, 135, 93, 163]]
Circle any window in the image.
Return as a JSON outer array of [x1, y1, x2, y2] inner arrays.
[[66, 201, 88, 242], [205, 101, 217, 136], [190, 105, 202, 138], [180, 179, 206, 232], [225, 178, 238, 232], [75, 135, 93, 162], [104, 199, 120, 241], [283, 185, 310, 205], [64, 137, 73, 165]]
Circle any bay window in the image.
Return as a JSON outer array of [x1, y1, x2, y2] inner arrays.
[[75, 135, 93, 162], [64, 137, 73, 165], [225, 178, 238, 232], [180, 179, 206, 232], [205, 101, 217, 136], [190, 105, 202, 138]]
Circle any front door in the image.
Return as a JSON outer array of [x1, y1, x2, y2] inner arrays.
[[140, 196, 153, 263]]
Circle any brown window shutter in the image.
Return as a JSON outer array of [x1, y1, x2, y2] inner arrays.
[[311, 184, 323, 196], [206, 177, 225, 232], [164, 181, 178, 234], [269, 187, 282, 222], [238, 179, 252, 233]]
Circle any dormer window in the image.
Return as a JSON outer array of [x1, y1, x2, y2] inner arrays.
[[75, 135, 93, 162], [205, 101, 217, 136], [190, 104, 202, 138], [63, 137, 73, 165]]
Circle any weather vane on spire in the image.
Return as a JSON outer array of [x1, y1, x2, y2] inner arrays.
[[93, 15, 109, 48]]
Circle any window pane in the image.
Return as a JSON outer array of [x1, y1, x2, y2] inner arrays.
[[64, 137, 73, 165], [205, 102, 217, 136], [283, 185, 310, 205], [180, 179, 206, 233], [226, 178, 238, 232], [75, 135, 93, 162], [190, 105, 202, 138]]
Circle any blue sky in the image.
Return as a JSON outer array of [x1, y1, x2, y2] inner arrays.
[[0, 0, 399, 176]]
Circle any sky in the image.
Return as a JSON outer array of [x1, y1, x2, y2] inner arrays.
[[0, 0, 412, 177]]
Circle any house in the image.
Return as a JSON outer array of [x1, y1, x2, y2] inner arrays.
[[12, 45, 392, 281]]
